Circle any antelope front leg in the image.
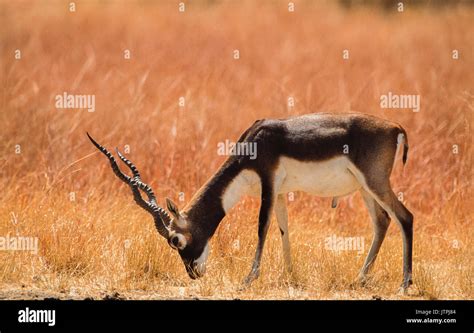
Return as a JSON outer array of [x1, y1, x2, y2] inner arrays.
[[243, 180, 275, 286]]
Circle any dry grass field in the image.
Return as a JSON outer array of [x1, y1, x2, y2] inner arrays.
[[0, 1, 472, 300]]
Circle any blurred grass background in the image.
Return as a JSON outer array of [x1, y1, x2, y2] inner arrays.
[[0, 0, 472, 299]]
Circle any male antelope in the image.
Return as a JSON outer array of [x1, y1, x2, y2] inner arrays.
[[88, 112, 414, 291]]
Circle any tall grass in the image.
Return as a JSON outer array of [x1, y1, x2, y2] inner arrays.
[[0, 1, 472, 299]]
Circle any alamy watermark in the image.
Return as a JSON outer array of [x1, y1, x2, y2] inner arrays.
[[324, 234, 365, 255], [18, 307, 55, 327], [217, 139, 257, 160], [380, 92, 420, 112], [55, 92, 95, 112], [0, 235, 38, 255]]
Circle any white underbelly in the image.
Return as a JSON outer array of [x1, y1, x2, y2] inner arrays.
[[277, 156, 361, 197], [221, 156, 362, 212]]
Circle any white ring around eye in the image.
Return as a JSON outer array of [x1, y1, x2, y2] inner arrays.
[[170, 233, 186, 250]]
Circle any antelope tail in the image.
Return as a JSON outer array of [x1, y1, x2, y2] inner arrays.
[[395, 127, 409, 169]]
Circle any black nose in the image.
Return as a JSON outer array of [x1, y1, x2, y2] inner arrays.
[[186, 265, 202, 279], [187, 268, 197, 279]]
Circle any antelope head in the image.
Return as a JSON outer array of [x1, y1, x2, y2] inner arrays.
[[87, 133, 208, 279]]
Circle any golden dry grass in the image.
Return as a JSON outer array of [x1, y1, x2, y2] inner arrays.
[[0, 1, 473, 300]]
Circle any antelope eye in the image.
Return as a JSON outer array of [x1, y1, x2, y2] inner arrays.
[[169, 233, 186, 250], [171, 235, 180, 248]]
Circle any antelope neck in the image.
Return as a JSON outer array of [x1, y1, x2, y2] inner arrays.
[[182, 156, 245, 239]]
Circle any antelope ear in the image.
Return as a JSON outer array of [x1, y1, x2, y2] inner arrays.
[[166, 198, 180, 219]]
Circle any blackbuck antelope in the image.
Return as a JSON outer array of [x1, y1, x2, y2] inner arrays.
[[88, 112, 414, 291]]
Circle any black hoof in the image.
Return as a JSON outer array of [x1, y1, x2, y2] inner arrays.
[[399, 279, 413, 294]]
